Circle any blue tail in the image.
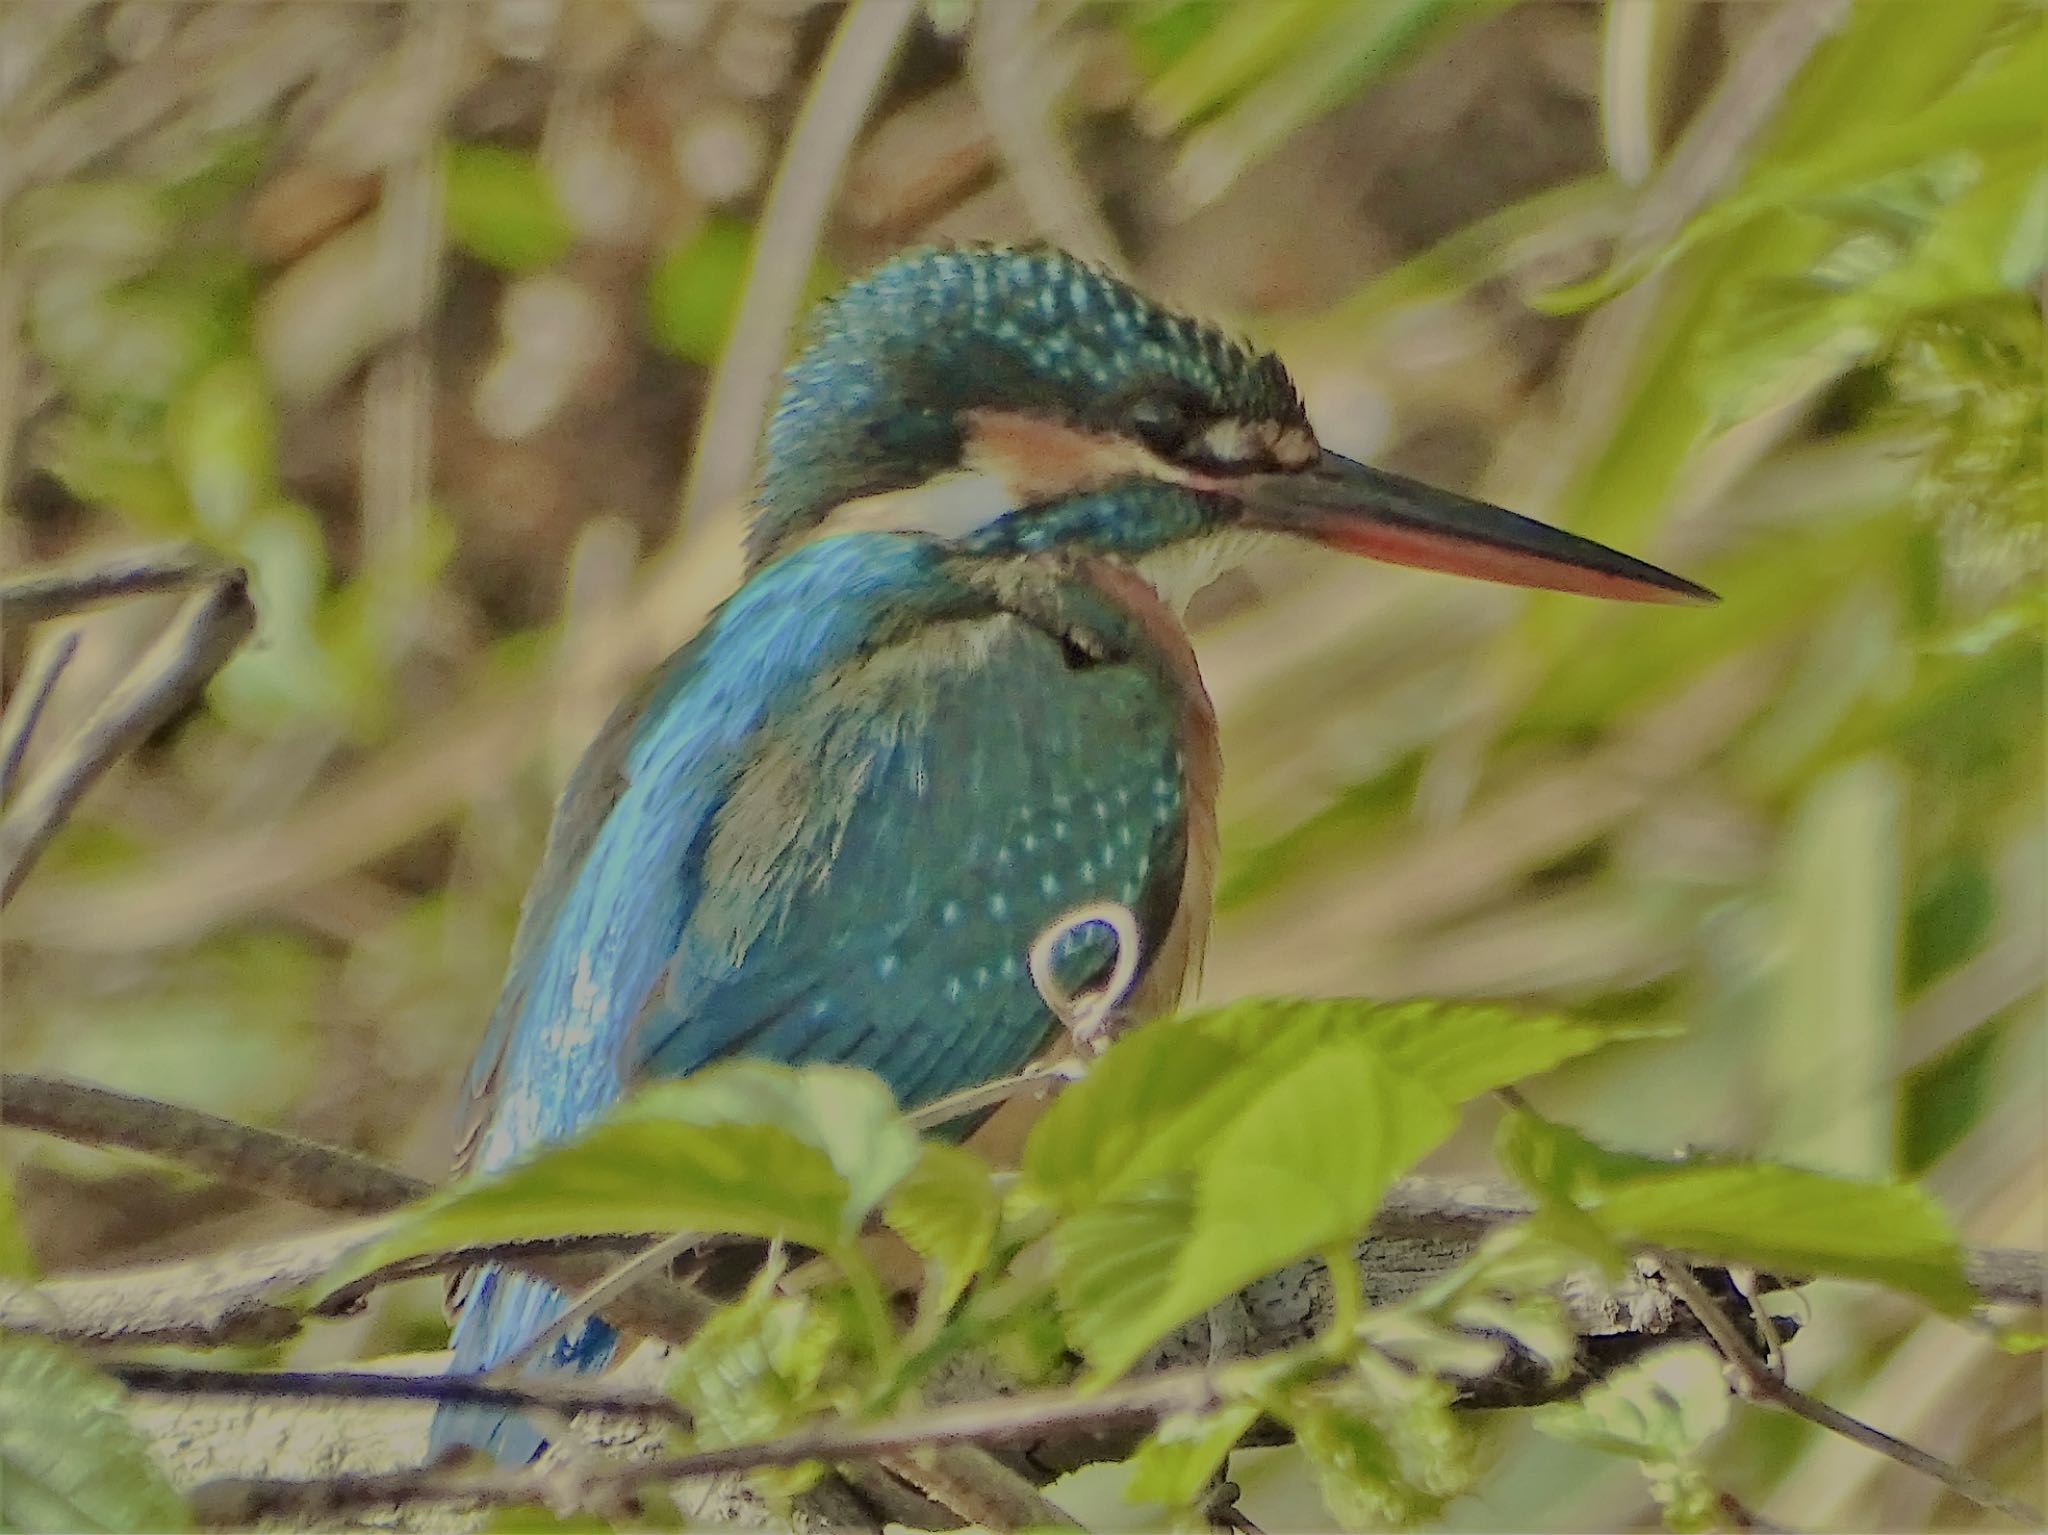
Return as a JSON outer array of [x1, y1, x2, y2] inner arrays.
[[429, 1265, 619, 1463]]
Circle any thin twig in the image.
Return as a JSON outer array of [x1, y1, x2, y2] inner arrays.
[[1, 1072, 428, 1215], [876, 1444, 1082, 1533], [1656, 1256, 2043, 1528], [107, 1360, 691, 1428], [0, 543, 229, 626], [674, 0, 916, 538], [0, 1220, 388, 1349], [0, 1224, 707, 1352], [907, 1061, 1079, 1132], [0, 568, 254, 905], [967, 0, 1124, 272], [189, 1369, 1222, 1527], [495, 1229, 703, 1374], [0, 628, 80, 803]]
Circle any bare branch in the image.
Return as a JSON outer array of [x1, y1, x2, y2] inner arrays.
[[187, 1371, 1220, 1528], [0, 567, 254, 905], [1657, 1257, 2043, 1529], [2, 1073, 428, 1215], [0, 1222, 381, 1349], [0, 1224, 713, 1353], [1965, 1247, 2047, 1310], [0, 627, 80, 802], [876, 1444, 1082, 1533], [109, 1361, 690, 1427], [0, 542, 229, 625]]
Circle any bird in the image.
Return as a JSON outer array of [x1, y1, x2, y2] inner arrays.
[[433, 245, 1711, 1462]]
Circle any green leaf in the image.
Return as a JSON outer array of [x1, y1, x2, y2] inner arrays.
[[1534, 1347, 1728, 1533], [1540, 19, 2048, 311], [884, 1143, 1001, 1319], [1049, 1177, 1200, 1372], [0, 1336, 188, 1533], [1025, 997, 1636, 1209], [619, 1061, 921, 1235], [1899, 1015, 2004, 1177], [1693, 149, 2048, 425], [1045, 1035, 1457, 1378], [1024, 998, 1636, 1375], [666, 1265, 844, 1453], [1276, 1358, 1471, 1532], [1137, 0, 1344, 130], [1498, 1112, 1975, 1313], [327, 1064, 917, 1292], [442, 143, 575, 273], [1124, 1400, 1262, 1509]]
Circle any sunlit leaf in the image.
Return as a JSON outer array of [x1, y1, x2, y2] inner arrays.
[[1694, 151, 2048, 425], [1026, 997, 1636, 1208], [1766, 757, 1903, 1177], [1124, 1399, 1262, 1510], [0, 1337, 188, 1533], [327, 1064, 917, 1291], [1137, 0, 1339, 130], [1276, 1357, 1471, 1532], [884, 1142, 1001, 1319], [620, 1061, 920, 1235], [1044, 1034, 1457, 1377], [666, 1264, 843, 1453], [1498, 1111, 1975, 1312], [1167, 0, 1499, 207], [1540, 18, 2048, 311], [1534, 1346, 1728, 1533]]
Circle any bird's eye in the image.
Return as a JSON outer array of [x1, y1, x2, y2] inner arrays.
[[1126, 395, 1196, 459]]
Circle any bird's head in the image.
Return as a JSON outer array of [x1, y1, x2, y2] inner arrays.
[[752, 245, 1710, 607]]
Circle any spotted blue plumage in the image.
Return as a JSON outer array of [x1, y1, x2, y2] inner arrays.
[[435, 523, 1199, 1460]]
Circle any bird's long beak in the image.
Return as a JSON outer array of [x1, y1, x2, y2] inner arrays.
[[1234, 451, 1715, 604]]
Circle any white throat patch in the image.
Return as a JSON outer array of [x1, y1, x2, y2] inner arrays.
[[1135, 526, 1279, 615], [811, 468, 1020, 543]]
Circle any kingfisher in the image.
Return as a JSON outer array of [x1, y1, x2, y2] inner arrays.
[[434, 246, 1709, 1462]]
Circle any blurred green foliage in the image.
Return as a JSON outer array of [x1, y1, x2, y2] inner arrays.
[[0, 1337, 189, 1533], [648, 216, 842, 366], [1535, 1348, 1730, 1532], [443, 143, 576, 274]]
